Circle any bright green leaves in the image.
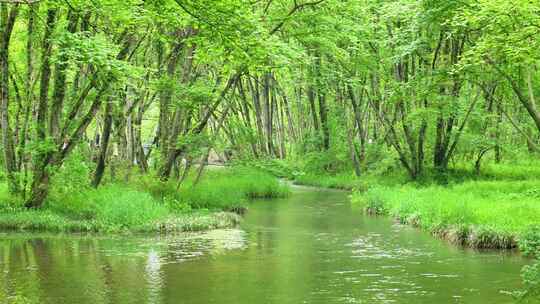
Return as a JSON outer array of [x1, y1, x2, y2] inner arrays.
[[455, 0, 540, 66]]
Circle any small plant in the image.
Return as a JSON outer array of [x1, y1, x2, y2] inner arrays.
[[514, 261, 540, 302]]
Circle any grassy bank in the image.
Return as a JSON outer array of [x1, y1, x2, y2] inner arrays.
[[349, 162, 540, 250], [0, 167, 289, 233], [352, 180, 540, 249]]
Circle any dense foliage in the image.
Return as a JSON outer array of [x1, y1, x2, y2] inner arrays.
[[0, 0, 538, 204], [0, 0, 540, 300]]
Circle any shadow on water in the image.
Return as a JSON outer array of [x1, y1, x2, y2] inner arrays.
[[0, 188, 528, 303]]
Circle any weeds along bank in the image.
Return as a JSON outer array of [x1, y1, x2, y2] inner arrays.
[[0, 167, 289, 233]]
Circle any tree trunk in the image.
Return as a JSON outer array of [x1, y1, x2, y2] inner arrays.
[[0, 4, 20, 194], [25, 161, 50, 209], [237, 78, 259, 157], [307, 86, 319, 133], [318, 91, 330, 150], [263, 73, 274, 155], [92, 99, 113, 188], [248, 76, 266, 154]]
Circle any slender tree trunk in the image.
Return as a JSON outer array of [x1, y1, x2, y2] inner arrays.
[[495, 100, 502, 163], [277, 97, 286, 158], [318, 91, 330, 150], [307, 86, 319, 133], [0, 4, 20, 194], [158, 38, 184, 159], [348, 84, 366, 163], [159, 43, 195, 180], [263, 73, 274, 155], [92, 99, 113, 188], [248, 76, 266, 154], [134, 101, 149, 172], [281, 90, 297, 143], [237, 78, 259, 157]]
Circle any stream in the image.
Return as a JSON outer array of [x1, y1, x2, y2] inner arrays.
[[0, 187, 527, 303]]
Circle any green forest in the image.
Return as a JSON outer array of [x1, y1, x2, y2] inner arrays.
[[1, 0, 540, 303]]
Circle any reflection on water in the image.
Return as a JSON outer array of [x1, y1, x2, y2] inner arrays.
[[0, 188, 528, 303]]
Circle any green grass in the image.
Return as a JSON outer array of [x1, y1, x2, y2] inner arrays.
[[352, 179, 540, 249], [292, 173, 368, 190], [135, 166, 290, 211], [0, 196, 241, 233], [0, 167, 287, 233], [176, 167, 290, 209], [279, 158, 540, 191]]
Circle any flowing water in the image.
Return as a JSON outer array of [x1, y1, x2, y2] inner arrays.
[[0, 187, 528, 303]]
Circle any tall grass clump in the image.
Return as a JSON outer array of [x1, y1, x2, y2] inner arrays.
[[132, 166, 289, 212], [0, 165, 287, 233], [43, 185, 170, 232], [0, 183, 241, 233], [176, 167, 290, 210], [90, 186, 169, 230]]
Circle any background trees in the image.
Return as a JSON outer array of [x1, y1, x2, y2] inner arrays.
[[0, 0, 539, 207]]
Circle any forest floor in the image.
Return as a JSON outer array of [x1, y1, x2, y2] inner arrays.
[[0, 167, 289, 233]]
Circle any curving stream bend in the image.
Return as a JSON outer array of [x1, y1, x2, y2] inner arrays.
[[0, 187, 526, 303]]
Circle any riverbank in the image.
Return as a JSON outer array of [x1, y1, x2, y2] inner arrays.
[[349, 162, 540, 251], [352, 180, 540, 249], [0, 167, 289, 233]]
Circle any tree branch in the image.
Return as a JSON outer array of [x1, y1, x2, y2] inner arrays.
[[269, 0, 326, 35]]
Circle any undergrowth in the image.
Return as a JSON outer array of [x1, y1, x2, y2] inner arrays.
[[0, 166, 287, 233]]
